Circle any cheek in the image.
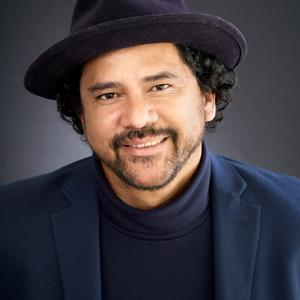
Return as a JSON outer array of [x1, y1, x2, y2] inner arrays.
[[170, 99, 204, 129], [83, 109, 119, 145]]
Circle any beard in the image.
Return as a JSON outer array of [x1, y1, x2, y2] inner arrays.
[[92, 125, 204, 191]]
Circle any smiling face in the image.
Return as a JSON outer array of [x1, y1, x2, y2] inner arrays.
[[79, 43, 216, 192]]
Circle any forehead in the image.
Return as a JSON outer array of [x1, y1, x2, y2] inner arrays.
[[80, 43, 188, 79]]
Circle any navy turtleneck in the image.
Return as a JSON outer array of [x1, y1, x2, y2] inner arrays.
[[93, 142, 214, 300]]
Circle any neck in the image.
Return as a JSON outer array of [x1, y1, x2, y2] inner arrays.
[[101, 145, 202, 210]]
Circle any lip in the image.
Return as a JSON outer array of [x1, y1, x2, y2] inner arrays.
[[121, 137, 169, 156], [123, 136, 166, 146]]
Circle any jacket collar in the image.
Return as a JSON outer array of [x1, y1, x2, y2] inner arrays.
[[51, 159, 102, 300], [210, 152, 261, 300]]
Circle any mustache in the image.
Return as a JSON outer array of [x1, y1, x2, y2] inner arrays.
[[111, 127, 178, 150]]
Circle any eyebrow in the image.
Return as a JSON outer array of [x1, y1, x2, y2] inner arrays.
[[88, 71, 178, 93], [142, 71, 178, 82], [88, 82, 119, 93]]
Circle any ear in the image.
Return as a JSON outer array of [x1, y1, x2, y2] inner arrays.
[[80, 114, 84, 126], [79, 114, 88, 140], [79, 113, 86, 133], [203, 92, 216, 122]]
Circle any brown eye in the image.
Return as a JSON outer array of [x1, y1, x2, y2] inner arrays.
[[96, 93, 117, 100], [151, 84, 171, 92]]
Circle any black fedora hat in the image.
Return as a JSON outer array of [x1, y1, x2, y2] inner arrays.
[[24, 0, 247, 100]]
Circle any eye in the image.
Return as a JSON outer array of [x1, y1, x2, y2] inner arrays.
[[96, 92, 118, 100], [151, 84, 171, 92]]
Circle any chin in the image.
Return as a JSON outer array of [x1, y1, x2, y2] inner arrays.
[[120, 171, 177, 191]]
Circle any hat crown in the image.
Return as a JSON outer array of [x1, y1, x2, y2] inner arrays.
[[70, 0, 188, 33]]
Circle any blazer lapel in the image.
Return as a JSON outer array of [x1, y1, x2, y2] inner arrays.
[[51, 159, 102, 300], [210, 154, 261, 300]]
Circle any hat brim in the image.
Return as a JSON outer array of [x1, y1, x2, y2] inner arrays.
[[24, 13, 247, 99]]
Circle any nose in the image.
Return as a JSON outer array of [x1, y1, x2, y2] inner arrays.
[[119, 95, 159, 129]]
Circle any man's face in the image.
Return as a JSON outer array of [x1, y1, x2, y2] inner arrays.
[[79, 43, 215, 191]]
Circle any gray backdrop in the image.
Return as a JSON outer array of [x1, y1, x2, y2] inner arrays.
[[1, 0, 299, 184]]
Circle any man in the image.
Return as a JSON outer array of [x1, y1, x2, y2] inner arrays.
[[1, 0, 299, 299]]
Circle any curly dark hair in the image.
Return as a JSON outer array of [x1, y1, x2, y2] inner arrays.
[[56, 44, 237, 135]]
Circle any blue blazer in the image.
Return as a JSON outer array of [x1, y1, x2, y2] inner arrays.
[[1, 151, 300, 300]]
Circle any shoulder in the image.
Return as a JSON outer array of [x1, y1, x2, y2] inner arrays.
[[0, 157, 93, 210], [218, 154, 300, 194], [212, 153, 300, 220]]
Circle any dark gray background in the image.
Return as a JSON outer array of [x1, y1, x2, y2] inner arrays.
[[1, 0, 299, 184]]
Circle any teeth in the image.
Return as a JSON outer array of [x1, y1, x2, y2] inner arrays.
[[130, 140, 162, 148]]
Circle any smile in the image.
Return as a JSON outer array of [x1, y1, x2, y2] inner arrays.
[[128, 140, 163, 148], [122, 137, 169, 155], [123, 137, 167, 148]]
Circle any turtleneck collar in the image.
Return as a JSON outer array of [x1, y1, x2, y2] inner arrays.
[[93, 142, 212, 240]]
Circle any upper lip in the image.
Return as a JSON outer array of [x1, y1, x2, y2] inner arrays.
[[123, 136, 167, 146]]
